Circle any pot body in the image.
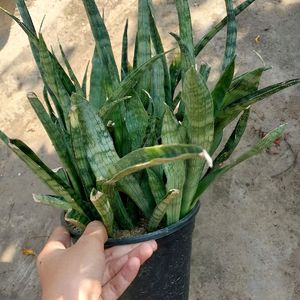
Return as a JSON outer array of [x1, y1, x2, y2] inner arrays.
[[62, 203, 200, 300]]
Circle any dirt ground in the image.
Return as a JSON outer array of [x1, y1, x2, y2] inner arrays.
[[0, 0, 299, 299]]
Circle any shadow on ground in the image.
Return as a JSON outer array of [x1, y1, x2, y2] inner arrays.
[[0, 0, 16, 51]]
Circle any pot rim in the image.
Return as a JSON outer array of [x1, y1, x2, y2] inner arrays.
[[61, 202, 200, 246], [106, 202, 200, 246]]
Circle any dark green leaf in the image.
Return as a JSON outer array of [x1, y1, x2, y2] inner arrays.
[[147, 189, 179, 231], [175, 0, 194, 56], [121, 19, 129, 80], [192, 124, 286, 206], [181, 67, 214, 216], [194, 0, 256, 56], [212, 56, 235, 112], [222, 0, 237, 71], [82, 0, 119, 87], [105, 144, 207, 185]]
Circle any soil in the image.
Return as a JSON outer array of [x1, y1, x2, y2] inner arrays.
[[0, 0, 299, 299]]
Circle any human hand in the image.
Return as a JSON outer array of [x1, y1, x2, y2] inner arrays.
[[37, 221, 157, 300]]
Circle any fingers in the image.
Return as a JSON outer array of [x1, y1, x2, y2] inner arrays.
[[126, 241, 157, 265], [78, 221, 108, 245], [105, 240, 157, 262], [103, 241, 157, 285], [101, 257, 141, 300]]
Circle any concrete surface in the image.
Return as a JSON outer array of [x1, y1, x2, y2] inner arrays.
[[0, 0, 299, 299]]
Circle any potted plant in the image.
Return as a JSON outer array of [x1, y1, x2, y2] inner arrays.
[[1, 0, 299, 299]]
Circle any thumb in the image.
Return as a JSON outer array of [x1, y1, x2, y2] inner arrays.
[[39, 226, 71, 258], [78, 221, 108, 245]]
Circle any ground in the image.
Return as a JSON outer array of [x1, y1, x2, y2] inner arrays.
[[0, 0, 299, 299]]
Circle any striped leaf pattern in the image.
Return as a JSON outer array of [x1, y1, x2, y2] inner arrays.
[[161, 107, 186, 224], [90, 188, 115, 236], [222, 0, 237, 71], [181, 67, 214, 216], [1, 0, 299, 237], [192, 124, 286, 206], [147, 189, 180, 231]]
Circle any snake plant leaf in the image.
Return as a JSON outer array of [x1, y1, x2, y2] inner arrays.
[[0, 7, 37, 46], [5, 5, 75, 100], [194, 0, 256, 56], [182, 67, 215, 150], [162, 106, 186, 224], [0, 131, 88, 216], [169, 53, 182, 99], [2, 3, 39, 67], [89, 48, 107, 109], [90, 188, 115, 236], [65, 208, 90, 232], [125, 94, 149, 150], [216, 78, 300, 131], [28, 92, 83, 197], [136, 0, 151, 67], [135, 0, 151, 106], [71, 93, 119, 179], [133, 31, 139, 69], [143, 111, 159, 147], [148, 1, 172, 105], [192, 124, 286, 207], [118, 176, 154, 219], [16, 0, 36, 34], [99, 96, 131, 120], [59, 43, 82, 94], [82, 0, 119, 86], [105, 144, 208, 185], [38, 34, 59, 97], [52, 167, 70, 185], [121, 19, 129, 80], [168, 0, 256, 93], [170, 32, 195, 74], [146, 169, 166, 204], [110, 104, 130, 157], [222, 67, 266, 108], [33, 194, 78, 212], [175, 0, 194, 57], [211, 67, 264, 154], [43, 86, 56, 122], [214, 109, 250, 167], [110, 193, 134, 230], [50, 50, 76, 97], [81, 61, 90, 98], [151, 55, 166, 120], [69, 105, 95, 195], [181, 67, 214, 216], [38, 34, 73, 130], [222, 0, 237, 71], [182, 67, 214, 147], [15, 0, 42, 70], [71, 94, 150, 216], [147, 189, 180, 231], [110, 50, 173, 102], [212, 56, 236, 112], [199, 63, 211, 82]]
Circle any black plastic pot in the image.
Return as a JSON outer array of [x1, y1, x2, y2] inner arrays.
[[62, 202, 200, 300]]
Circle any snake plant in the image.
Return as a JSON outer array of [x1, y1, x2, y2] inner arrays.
[[1, 0, 299, 237]]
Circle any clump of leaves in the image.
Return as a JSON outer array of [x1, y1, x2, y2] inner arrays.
[[0, 0, 299, 237]]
